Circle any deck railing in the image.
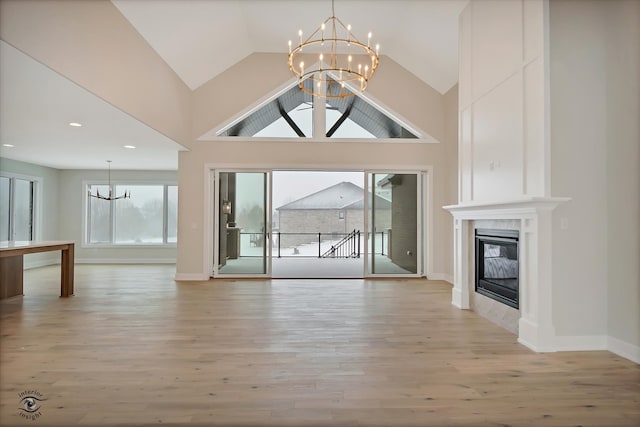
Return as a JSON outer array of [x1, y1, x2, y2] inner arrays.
[[238, 231, 387, 258], [321, 229, 360, 258]]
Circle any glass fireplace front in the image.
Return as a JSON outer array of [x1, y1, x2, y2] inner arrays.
[[475, 229, 519, 309]]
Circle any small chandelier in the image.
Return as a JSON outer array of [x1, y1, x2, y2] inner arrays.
[[288, 0, 380, 98], [88, 160, 130, 201]]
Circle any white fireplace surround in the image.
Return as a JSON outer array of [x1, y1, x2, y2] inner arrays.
[[444, 197, 570, 352]]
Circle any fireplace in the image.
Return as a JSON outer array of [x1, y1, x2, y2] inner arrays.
[[475, 229, 519, 309]]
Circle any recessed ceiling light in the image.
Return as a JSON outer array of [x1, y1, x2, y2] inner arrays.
[[2, 144, 15, 147], [123, 145, 136, 149], [68, 122, 83, 127]]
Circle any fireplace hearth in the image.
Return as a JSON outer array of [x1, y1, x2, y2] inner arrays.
[[475, 229, 519, 309]]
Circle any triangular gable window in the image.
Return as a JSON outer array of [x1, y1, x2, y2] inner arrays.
[[216, 78, 418, 139], [254, 102, 313, 138]]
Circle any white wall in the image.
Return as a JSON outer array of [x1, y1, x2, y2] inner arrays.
[[193, 53, 446, 144], [549, 0, 639, 358], [549, 0, 609, 341], [0, 157, 60, 267], [179, 53, 458, 281], [176, 140, 455, 280], [57, 169, 178, 263], [605, 0, 640, 356], [458, 0, 548, 203], [550, 0, 640, 361], [549, 0, 640, 355], [438, 84, 459, 283]]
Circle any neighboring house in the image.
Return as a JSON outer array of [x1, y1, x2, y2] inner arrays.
[[276, 181, 391, 248]]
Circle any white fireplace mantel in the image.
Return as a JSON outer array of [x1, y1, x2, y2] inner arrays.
[[443, 197, 570, 352], [444, 197, 571, 218]]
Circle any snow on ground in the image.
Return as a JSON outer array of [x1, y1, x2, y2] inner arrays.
[[239, 234, 386, 257]]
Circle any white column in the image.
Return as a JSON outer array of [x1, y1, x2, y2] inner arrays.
[[518, 209, 557, 351], [451, 218, 470, 309], [312, 75, 326, 139]]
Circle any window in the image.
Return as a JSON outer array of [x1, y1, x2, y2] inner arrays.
[[86, 184, 177, 245], [1, 174, 37, 241], [216, 81, 419, 139]]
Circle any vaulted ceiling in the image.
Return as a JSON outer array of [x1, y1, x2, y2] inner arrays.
[[0, 0, 466, 170], [112, 0, 467, 94]]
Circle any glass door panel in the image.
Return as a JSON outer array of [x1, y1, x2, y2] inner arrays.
[[367, 173, 419, 275], [216, 171, 270, 276]]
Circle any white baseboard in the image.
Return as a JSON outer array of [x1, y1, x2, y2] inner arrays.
[[607, 336, 640, 364], [517, 318, 558, 352], [550, 335, 639, 364], [428, 273, 453, 284], [24, 259, 59, 270], [174, 273, 210, 281], [76, 258, 176, 264], [554, 334, 608, 352]]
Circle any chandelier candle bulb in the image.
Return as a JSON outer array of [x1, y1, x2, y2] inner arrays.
[[288, 40, 292, 54], [299, 29, 303, 45], [368, 32, 372, 48]]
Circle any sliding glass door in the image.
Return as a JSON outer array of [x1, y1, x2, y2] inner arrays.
[[211, 169, 423, 278], [366, 172, 421, 276], [214, 171, 271, 276]]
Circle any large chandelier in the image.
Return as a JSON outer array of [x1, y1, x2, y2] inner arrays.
[[288, 0, 380, 98], [88, 160, 130, 201]]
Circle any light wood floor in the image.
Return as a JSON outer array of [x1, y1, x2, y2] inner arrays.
[[1, 265, 638, 426]]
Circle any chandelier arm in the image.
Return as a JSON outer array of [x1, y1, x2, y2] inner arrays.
[[333, 16, 356, 43], [88, 160, 130, 201], [302, 17, 331, 46]]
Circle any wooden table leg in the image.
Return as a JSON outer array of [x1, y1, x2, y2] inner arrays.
[[0, 254, 24, 299], [60, 244, 74, 297]]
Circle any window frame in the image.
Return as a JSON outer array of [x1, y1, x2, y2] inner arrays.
[[84, 181, 178, 247], [0, 172, 41, 242]]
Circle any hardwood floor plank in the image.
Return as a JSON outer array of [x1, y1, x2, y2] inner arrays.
[[0, 265, 638, 426]]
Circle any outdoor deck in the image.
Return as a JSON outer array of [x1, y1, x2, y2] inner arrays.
[[219, 255, 412, 277]]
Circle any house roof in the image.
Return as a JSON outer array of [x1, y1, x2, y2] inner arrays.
[[277, 181, 390, 211]]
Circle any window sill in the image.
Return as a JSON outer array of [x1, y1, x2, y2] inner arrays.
[[82, 243, 177, 249]]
